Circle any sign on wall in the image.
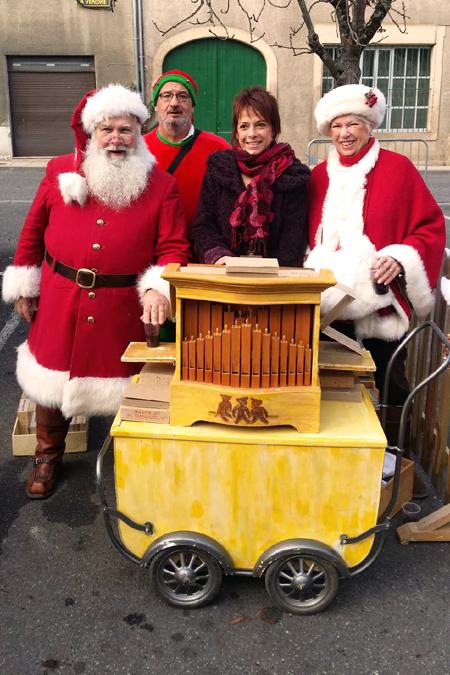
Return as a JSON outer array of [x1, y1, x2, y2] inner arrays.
[[76, 0, 116, 10]]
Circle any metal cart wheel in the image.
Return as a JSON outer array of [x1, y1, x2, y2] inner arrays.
[[265, 554, 339, 615], [151, 546, 223, 608]]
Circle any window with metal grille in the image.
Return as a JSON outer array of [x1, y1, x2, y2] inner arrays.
[[322, 46, 431, 132]]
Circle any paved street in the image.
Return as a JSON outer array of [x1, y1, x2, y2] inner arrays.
[[0, 167, 449, 675]]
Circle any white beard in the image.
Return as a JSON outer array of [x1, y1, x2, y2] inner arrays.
[[82, 135, 154, 209]]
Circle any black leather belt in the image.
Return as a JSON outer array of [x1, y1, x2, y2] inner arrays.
[[45, 251, 138, 289]]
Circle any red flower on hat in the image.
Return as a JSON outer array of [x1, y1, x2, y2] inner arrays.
[[365, 90, 378, 108]]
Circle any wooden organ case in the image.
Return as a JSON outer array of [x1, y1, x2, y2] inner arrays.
[[163, 264, 336, 432]]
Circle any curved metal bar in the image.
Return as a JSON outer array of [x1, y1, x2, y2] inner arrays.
[[347, 530, 389, 577], [340, 520, 391, 545], [104, 507, 153, 534], [379, 321, 450, 521], [96, 434, 148, 566], [380, 321, 450, 435]]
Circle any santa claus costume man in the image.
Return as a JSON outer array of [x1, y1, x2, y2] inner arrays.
[[2, 84, 189, 498]]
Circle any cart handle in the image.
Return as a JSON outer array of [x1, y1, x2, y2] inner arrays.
[[379, 320, 450, 521], [96, 433, 153, 566]]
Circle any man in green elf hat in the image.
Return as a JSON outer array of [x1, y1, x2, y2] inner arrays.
[[144, 69, 229, 233]]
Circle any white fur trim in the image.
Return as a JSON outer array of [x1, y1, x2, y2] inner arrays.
[[137, 264, 171, 304], [355, 306, 409, 341], [16, 341, 69, 410], [305, 235, 392, 319], [2, 265, 41, 302], [378, 243, 434, 318], [315, 85, 386, 136], [315, 140, 380, 249], [16, 341, 129, 418], [61, 376, 129, 418], [58, 172, 88, 205], [441, 276, 450, 305], [82, 84, 149, 134]]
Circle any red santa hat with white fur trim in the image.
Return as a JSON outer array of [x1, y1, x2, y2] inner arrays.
[[315, 84, 386, 137], [58, 84, 149, 206]]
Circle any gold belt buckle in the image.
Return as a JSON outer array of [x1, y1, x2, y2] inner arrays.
[[76, 268, 97, 289]]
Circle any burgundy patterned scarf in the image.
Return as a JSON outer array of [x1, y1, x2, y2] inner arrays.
[[229, 142, 295, 256]]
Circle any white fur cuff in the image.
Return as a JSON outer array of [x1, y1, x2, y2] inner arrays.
[[137, 265, 171, 305], [2, 265, 41, 303], [378, 243, 434, 318]]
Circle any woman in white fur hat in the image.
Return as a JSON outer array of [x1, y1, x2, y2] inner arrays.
[[306, 84, 445, 410]]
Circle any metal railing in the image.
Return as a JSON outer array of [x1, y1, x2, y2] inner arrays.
[[307, 138, 429, 184], [405, 250, 450, 502]]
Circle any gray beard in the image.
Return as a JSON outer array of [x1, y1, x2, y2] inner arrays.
[[82, 135, 154, 209], [160, 115, 190, 134]]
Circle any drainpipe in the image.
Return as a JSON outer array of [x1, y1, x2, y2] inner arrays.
[[132, 0, 146, 100]]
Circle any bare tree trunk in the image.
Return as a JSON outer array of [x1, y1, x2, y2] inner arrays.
[[336, 45, 363, 85]]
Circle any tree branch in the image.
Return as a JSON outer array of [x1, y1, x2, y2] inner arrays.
[[361, 0, 394, 44], [296, 0, 342, 81], [388, 1, 408, 34], [154, 0, 410, 87], [153, 0, 204, 36]]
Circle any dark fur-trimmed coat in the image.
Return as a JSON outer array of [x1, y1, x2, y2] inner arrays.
[[191, 149, 310, 266]]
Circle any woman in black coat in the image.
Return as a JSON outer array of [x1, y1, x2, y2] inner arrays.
[[191, 87, 310, 267]]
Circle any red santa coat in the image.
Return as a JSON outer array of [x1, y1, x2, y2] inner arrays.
[[2, 153, 189, 417], [144, 128, 229, 227], [306, 139, 445, 340]]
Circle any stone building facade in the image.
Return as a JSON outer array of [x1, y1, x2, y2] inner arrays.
[[1, 0, 449, 164]]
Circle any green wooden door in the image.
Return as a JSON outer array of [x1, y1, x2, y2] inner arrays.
[[163, 39, 266, 142]]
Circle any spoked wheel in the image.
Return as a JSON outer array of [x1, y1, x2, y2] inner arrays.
[[265, 554, 339, 615], [151, 546, 222, 608]]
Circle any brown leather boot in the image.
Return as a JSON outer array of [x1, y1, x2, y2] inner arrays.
[[26, 405, 71, 499]]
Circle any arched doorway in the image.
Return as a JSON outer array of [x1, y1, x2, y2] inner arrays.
[[163, 39, 266, 142]]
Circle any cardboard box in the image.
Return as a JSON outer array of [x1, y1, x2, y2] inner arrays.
[[17, 393, 35, 428], [127, 362, 174, 402], [12, 416, 88, 456], [12, 393, 88, 455], [378, 457, 415, 517], [120, 398, 170, 424]]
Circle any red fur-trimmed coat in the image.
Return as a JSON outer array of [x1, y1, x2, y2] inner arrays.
[[2, 153, 189, 417], [306, 140, 445, 340]]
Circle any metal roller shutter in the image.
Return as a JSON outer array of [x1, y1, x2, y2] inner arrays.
[[8, 57, 95, 157]]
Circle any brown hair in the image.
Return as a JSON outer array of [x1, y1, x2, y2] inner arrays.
[[231, 86, 281, 146]]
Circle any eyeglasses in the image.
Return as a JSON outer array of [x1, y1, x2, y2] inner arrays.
[[97, 126, 135, 139], [158, 91, 191, 102]]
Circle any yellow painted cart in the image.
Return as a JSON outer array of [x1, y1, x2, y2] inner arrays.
[[97, 261, 450, 614], [98, 386, 388, 614], [97, 264, 398, 615]]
